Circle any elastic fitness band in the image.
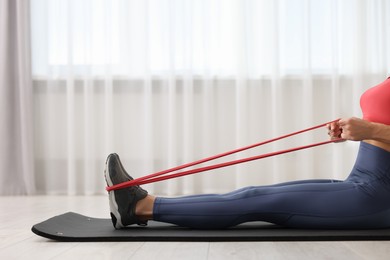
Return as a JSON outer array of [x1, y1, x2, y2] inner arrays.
[[106, 119, 342, 191]]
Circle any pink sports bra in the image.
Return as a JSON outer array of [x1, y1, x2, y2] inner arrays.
[[360, 78, 390, 125]]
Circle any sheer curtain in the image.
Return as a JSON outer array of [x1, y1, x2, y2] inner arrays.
[[30, 0, 390, 195], [0, 0, 35, 195]]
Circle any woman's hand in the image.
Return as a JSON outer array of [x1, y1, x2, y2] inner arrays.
[[326, 120, 343, 141], [327, 117, 374, 141], [328, 117, 390, 151], [337, 117, 374, 141]]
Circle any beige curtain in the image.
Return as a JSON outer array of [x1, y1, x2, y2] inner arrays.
[[0, 0, 35, 195]]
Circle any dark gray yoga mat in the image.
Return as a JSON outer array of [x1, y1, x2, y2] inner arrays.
[[31, 212, 390, 242]]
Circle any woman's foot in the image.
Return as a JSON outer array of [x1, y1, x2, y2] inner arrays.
[[104, 153, 148, 229]]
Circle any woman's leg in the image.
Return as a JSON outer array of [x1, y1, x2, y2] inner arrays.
[[151, 179, 390, 229], [149, 142, 390, 229], [160, 179, 342, 200], [137, 179, 342, 222]]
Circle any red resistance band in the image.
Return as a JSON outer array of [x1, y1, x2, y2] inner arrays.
[[106, 119, 343, 191]]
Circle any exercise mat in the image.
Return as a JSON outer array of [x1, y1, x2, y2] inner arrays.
[[32, 212, 390, 242]]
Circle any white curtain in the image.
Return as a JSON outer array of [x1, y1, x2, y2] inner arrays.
[[0, 0, 35, 195], [30, 0, 390, 195]]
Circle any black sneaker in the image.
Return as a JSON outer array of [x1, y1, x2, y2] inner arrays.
[[104, 153, 148, 229]]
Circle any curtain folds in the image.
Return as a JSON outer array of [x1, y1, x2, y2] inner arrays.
[[0, 0, 35, 195], [30, 0, 389, 195]]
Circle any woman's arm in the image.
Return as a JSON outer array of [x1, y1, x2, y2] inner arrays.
[[365, 121, 390, 144], [338, 117, 390, 144]]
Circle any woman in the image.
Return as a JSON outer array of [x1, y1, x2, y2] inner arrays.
[[105, 78, 390, 229]]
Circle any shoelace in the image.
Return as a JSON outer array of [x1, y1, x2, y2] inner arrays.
[[106, 119, 343, 191]]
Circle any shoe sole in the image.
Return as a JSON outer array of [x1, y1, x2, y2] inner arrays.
[[104, 155, 125, 229]]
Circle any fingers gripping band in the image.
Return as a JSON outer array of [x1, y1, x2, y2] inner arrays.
[[106, 119, 342, 191]]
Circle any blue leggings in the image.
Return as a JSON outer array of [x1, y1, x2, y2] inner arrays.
[[153, 142, 390, 229]]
